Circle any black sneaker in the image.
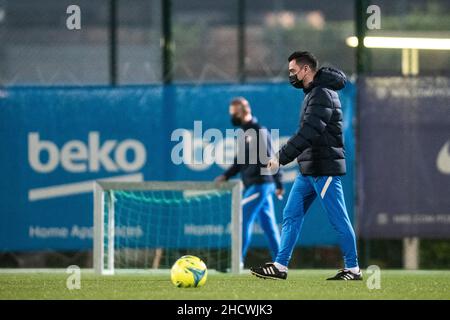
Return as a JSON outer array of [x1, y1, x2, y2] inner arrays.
[[326, 269, 363, 281], [250, 263, 287, 280]]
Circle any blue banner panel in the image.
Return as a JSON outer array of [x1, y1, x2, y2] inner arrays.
[[358, 77, 450, 238], [0, 83, 355, 251]]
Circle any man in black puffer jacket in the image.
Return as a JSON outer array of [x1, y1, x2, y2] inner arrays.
[[250, 51, 361, 281]]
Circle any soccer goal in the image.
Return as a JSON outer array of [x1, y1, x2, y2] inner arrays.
[[93, 180, 242, 275]]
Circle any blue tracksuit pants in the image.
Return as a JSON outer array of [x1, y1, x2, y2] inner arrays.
[[275, 175, 358, 268], [242, 182, 280, 262]]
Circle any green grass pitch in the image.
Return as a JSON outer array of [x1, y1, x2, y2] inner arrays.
[[1, 269, 449, 300]]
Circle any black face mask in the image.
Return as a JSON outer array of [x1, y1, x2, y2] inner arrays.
[[231, 115, 242, 126], [289, 74, 304, 89]]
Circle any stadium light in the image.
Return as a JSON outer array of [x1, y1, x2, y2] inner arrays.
[[346, 36, 450, 75], [346, 36, 450, 50]]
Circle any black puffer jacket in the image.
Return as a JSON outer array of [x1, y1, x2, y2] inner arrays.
[[277, 67, 347, 176]]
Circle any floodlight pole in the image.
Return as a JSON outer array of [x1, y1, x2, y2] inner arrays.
[[355, 0, 369, 74], [402, 48, 419, 76], [401, 48, 419, 270], [237, 0, 246, 83], [162, 0, 173, 84], [109, 0, 118, 86], [355, 0, 369, 268], [403, 237, 419, 270]]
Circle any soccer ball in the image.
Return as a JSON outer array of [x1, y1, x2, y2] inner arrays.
[[171, 255, 207, 288]]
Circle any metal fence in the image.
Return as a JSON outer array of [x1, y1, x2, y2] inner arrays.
[[1, 0, 448, 86]]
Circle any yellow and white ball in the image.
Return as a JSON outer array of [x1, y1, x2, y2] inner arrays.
[[171, 255, 208, 288]]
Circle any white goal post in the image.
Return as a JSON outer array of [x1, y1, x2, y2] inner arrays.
[[93, 180, 242, 275]]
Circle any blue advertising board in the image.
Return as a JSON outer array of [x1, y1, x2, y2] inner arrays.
[[0, 83, 355, 251]]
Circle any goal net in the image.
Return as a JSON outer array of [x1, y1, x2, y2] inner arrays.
[[93, 181, 242, 275]]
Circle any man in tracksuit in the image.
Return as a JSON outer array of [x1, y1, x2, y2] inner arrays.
[[215, 97, 284, 265], [250, 51, 361, 281]]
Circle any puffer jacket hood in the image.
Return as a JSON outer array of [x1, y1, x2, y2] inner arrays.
[[305, 67, 346, 93]]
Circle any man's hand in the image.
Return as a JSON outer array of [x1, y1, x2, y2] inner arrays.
[[275, 188, 284, 200], [214, 175, 227, 187], [267, 158, 280, 173]]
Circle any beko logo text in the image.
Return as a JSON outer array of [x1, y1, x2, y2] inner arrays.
[[28, 132, 147, 173]]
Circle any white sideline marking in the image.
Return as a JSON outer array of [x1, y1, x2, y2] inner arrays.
[[241, 192, 260, 206], [28, 173, 144, 201], [320, 176, 333, 199]]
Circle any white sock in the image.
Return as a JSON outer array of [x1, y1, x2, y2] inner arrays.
[[273, 262, 288, 272], [345, 266, 361, 274]]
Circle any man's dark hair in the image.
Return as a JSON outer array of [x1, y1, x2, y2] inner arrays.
[[288, 51, 318, 71]]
